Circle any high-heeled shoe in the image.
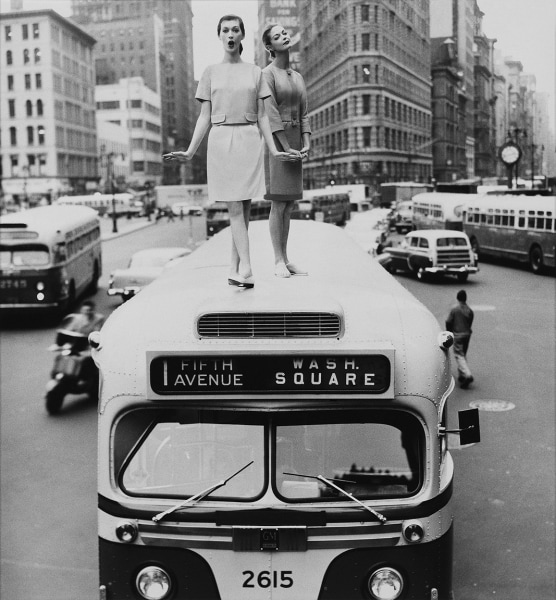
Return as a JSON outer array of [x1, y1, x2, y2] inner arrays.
[[228, 274, 255, 288], [274, 262, 291, 278], [286, 262, 308, 276]]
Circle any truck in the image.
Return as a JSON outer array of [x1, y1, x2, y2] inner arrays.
[[324, 184, 370, 211], [154, 184, 209, 211], [379, 182, 433, 208]]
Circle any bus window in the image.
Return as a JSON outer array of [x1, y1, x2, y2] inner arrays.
[[119, 410, 265, 500], [53, 242, 67, 263], [275, 411, 422, 501], [9, 247, 50, 267], [419, 238, 429, 248]]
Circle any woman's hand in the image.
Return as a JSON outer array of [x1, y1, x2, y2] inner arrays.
[[272, 149, 302, 162], [300, 145, 310, 159], [163, 151, 192, 162]]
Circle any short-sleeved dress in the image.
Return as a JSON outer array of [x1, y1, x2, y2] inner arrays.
[[262, 64, 311, 201], [196, 62, 271, 203]]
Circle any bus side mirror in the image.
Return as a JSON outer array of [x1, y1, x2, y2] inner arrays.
[[458, 408, 481, 445], [439, 408, 481, 445]]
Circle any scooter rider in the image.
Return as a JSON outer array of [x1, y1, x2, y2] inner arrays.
[[63, 300, 105, 337]]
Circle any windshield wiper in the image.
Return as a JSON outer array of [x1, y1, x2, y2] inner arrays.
[[284, 471, 387, 523], [152, 461, 254, 523]]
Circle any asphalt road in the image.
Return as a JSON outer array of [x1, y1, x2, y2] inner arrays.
[[0, 217, 554, 599]]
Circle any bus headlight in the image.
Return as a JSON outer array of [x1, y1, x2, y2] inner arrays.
[[403, 520, 425, 543], [136, 566, 172, 600], [36, 281, 45, 291], [115, 520, 138, 543], [367, 567, 404, 600], [36, 292, 45, 301]]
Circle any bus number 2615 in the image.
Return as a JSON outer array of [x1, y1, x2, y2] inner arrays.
[[242, 570, 293, 588]]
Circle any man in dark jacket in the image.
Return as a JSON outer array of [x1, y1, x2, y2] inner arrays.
[[445, 290, 474, 388]]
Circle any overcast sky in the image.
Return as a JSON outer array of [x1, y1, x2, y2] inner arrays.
[[1, 0, 555, 125]]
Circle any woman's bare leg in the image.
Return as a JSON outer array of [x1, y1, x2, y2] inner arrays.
[[228, 200, 252, 279]]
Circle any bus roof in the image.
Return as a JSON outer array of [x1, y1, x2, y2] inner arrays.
[[412, 192, 480, 207], [0, 205, 99, 235], [464, 194, 556, 212], [97, 221, 449, 403]]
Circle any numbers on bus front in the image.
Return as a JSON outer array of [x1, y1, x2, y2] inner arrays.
[[242, 570, 293, 589]]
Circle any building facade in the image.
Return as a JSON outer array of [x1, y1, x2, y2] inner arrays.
[[71, 0, 198, 185], [291, 0, 432, 193], [0, 9, 97, 206], [95, 77, 162, 188]]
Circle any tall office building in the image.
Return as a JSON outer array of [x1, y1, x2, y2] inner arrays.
[[70, 0, 197, 185], [0, 9, 97, 205], [430, 0, 476, 179], [290, 0, 432, 192]]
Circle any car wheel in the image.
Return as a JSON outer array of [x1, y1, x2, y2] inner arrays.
[[529, 245, 543, 274]]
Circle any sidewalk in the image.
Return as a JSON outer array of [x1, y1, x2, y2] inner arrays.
[[99, 214, 155, 241]]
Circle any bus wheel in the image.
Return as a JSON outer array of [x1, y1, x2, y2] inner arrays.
[[89, 261, 100, 294], [529, 245, 544, 274]]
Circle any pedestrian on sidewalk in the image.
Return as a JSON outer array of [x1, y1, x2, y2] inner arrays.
[[445, 289, 474, 388]]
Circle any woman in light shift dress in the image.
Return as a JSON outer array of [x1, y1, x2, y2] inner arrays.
[[163, 15, 294, 288], [262, 23, 311, 278]]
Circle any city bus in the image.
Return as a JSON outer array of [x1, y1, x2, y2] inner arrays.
[[56, 192, 139, 217], [93, 220, 480, 600], [463, 194, 556, 273], [206, 199, 272, 237], [411, 193, 478, 231], [292, 190, 351, 225], [0, 205, 102, 312]]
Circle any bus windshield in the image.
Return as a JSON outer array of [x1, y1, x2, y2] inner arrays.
[[0, 245, 50, 267], [118, 409, 421, 502]]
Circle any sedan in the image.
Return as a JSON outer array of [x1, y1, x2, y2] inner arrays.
[[108, 247, 191, 301]]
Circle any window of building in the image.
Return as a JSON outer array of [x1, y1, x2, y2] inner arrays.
[[35, 73, 42, 88], [9, 99, 16, 118], [6, 49, 12, 64], [363, 126, 371, 147], [133, 160, 144, 172], [362, 33, 370, 51], [361, 4, 370, 22], [23, 49, 30, 64], [26, 100, 32, 117], [7, 74, 14, 90], [25, 73, 31, 89], [362, 64, 370, 83], [38, 126, 45, 145], [10, 155, 18, 175], [34, 48, 41, 63], [37, 99, 43, 116], [10, 127, 17, 146], [5, 25, 12, 41], [33, 23, 39, 39], [27, 126, 34, 145], [362, 94, 371, 115], [22, 24, 28, 40]]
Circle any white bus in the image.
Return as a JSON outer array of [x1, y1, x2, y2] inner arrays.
[[0, 205, 102, 312], [93, 220, 479, 600], [463, 194, 556, 273], [56, 193, 139, 217], [411, 192, 478, 231]]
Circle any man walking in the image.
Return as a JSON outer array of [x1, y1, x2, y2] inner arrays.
[[445, 289, 474, 388]]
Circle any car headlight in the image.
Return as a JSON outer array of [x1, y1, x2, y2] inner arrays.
[[136, 566, 172, 600], [367, 567, 404, 600], [402, 519, 425, 543]]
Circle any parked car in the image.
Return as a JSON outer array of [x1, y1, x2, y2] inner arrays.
[[171, 203, 204, 217], [377, 229, 479, 282], [391, 200, 414, 233], [108, 247, 191, 301]]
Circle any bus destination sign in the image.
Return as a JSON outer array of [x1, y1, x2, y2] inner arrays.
[[149, 354, 391, 395]]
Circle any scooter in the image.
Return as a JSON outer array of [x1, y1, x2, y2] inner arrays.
[[45, 316, 99, 415]]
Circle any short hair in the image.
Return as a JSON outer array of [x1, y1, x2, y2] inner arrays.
[[456, 290, 467, 302]]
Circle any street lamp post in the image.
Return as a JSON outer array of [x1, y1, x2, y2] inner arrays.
[[107, 152, 118, 234]]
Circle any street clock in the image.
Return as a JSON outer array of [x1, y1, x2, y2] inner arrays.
[[499, 142, 522, 166]]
